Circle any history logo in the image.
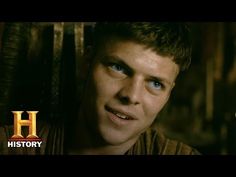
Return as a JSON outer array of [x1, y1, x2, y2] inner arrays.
[[8, 111, 42, 148]]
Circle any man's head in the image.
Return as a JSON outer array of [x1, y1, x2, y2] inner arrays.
[[81, 22, 192, 148]]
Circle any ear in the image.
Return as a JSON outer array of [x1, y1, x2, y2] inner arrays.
[[171, 82, 176, 90]]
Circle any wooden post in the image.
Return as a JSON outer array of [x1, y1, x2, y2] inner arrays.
[[74, 22, 84, 84], [51, 22, 64, 118]]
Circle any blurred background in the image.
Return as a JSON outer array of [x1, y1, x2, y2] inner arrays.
[[0, 22, 235, 155]]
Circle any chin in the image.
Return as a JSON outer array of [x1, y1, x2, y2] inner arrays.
[[99, 124, 139, 146], [99, 126, 129, 145]]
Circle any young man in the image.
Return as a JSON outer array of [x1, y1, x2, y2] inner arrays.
[[0, 22, 200, 155], [64, 22, 200, 155]]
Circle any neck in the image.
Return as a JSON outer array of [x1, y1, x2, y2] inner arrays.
[[68, 138, 139, 155], [72, 136, 139, 155]]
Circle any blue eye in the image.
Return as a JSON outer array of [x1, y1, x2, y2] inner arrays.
[[110, 64, 125, 73], [149, 81, 163, 90]]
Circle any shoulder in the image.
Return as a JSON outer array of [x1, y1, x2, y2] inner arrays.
[[128, 128, 201, 155], [149, 128, 201, 155]]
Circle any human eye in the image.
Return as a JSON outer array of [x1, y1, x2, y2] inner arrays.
[[148, 80, 164, 90], [109, 63, 126, 74], [100, 56, 132, 78]]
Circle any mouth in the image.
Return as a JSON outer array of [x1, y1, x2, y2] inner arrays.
[[105, 105, 137, 121]]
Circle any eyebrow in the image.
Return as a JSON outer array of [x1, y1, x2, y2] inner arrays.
[[101, 55, 133, 75], [102, 55, 173, 86]]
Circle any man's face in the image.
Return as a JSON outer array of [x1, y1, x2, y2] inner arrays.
[[85, 40, 179, 146]]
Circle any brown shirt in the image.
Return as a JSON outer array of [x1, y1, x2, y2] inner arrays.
[[0, 123, 200, 155], [126, 128, 200, 155]]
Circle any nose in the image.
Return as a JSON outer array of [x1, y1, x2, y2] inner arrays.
[[117, 77, 142, 105]]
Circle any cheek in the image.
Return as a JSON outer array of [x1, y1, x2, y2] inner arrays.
[[93, 66, 120, 100], [143, 93, 170, 119]]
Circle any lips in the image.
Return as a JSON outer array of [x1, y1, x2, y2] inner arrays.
[[105, 105, 137, 120]]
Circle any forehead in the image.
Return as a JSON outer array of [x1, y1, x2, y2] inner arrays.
[[96, 40, 179, 84]]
